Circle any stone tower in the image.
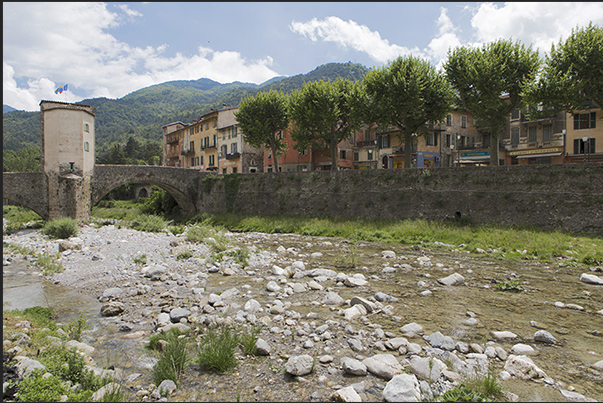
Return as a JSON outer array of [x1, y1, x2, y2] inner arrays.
[[40, 100, 95, 222]]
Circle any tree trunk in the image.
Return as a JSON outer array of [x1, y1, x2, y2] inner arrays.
[[404, 131, 413, 168], [489, 132, 500, 166], [331, 135, 338, 171]]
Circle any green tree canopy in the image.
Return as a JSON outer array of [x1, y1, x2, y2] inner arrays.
[[363, 55, 454, 168], [3, 147, 41, 172], [289, 78, 366, 170], [525, 22, 603, 113], [445, 39, 541, 165], [234, 90, 290, 172]]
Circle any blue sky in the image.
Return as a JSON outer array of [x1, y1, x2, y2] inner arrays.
[[4, 2, 603, 111]]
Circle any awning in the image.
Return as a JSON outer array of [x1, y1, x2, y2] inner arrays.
[[516, 152, 562, 159]]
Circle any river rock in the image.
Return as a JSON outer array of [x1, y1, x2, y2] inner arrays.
[[15, 357, 46, 377], [100, 287, 123, 302], [362, 353, 403, 380], [343, 304, 367, 321], [58, 240, 82, 252], [437, 273, 464, 286], [350, 296, 376, 313], [409, 356, 442, 382], [285, 354, 314, 376], [322, 291, 345, 305], [534, 330, 556, 344], [91, 382, 121, 401], [384, 337, 407, 351], [101, 301, 125, 316], [341, 357, 368, 376], [348, 338, 365, 352], [169, 307, 191, 323], [382, 373, 421, 402], [401, 322, 423, 337], [142, 264, 166, 279], [382, 251, 396, 258], [504, 354, 547, 379], [331, 385, 362, 402], [580, 273, 603, 285], [266, 281, 281, 292], [65, 340, 95, 355], [250, 337, 270, 356], [344, 275, 368, 287], [375, 292, 397, 302], [151, 379, 177, 399], [491, 331, 517, 340], [511, 344, 535, 355], [426, 331, 455, 351]]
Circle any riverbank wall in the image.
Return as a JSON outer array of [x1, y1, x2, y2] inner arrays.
[[195, 164, 603, 236]]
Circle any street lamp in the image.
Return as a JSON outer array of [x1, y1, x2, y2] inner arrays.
[[449, 144, 454, 167], [582, 136, 590, 163], [456, 134, 461, 167]]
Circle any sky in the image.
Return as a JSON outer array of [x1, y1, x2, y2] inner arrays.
[[4, 2, 603, 112]]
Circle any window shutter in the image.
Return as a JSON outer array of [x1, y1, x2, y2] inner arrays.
[[574, 114, 579, 130], [377, 135, 382, 148], [574, 139, 580, 154], [591, 112, 597, 128], [434, 133, 438, 146], [590, 138, 596, 154]]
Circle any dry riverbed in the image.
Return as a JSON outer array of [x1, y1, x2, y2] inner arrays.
[[3, 223, 603, 402]]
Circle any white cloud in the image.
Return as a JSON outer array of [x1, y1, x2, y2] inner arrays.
[[3, 3, 280, 111], [290, 16, 425, 64], [470, 2, 603, 54], [426, 7, 463, 70]]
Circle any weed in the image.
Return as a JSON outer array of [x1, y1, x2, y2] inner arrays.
[[176, 250, 194, 260], [130, 214, 168, 232], [64, 313, 90, 342], [34, 253, 64, 275], [152, 332, 188, 385], [494, 280, 524, 292], [41, 217, 79, 239], [239, 325, 262, 356], [196, 325, 239, 373], [133, 253, 147, 265]]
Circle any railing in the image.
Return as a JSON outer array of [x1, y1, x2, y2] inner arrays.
[[225, 152, 240, 160], [166, 137, 179, 144], [355, 140, 376, 147]]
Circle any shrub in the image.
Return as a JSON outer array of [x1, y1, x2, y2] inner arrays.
[[152, 333, 188, 386], [41, 217, 79, 239], [196, 325, 239, 373], [239, 326, 262, 356], [494, 280, 524, 292], [15, 370, 67, 402], [130, 214, 167, 232], [176, 250, 194, 260], [64, 313, 90, 342]]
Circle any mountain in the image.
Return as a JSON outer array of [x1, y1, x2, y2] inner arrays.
[[3, 105, 18, 114], [2, 62, 370, 155]]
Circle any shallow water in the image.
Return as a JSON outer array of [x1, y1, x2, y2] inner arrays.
[[3, 234, 603, 402]]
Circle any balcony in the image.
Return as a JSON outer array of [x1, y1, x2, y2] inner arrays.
[[225, 152, 240, 160], [201, 144, 216, 150], [181, 147, 194, 155], [166, 136, 179, 144]]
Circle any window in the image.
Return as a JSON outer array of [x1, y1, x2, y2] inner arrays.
[[426, 133, 438, 146], [574, 112, 597, 129], [574, 138, 596, 154], [213, 135, 216, 146], [543, 124, 552, 142], [461, 115, 467, 128], [191, 157, 194, 166], [353, 151, 359, 161], [84, 142, 89, 152], [205, 123, 209, 130], [340, 149, 346, 159], [231, 143, 237, 154], [190, 141, 194, 152], [445, 134, 452, 148], [511, 127, 520, 145], [381, 134, 390, 148], [528, 126, 537, 143], [511, 109, 520, 120], [83, 123, 90, 133], [200, 156, 204, 165], [221, 145, 228, 156], [446, 115, 452, 126], [367, 149, 374, 160], [212, 119, 217, 128], [364, 129, 371, 142], [209, 155, 215, 166], [233, 127, 237, 137]]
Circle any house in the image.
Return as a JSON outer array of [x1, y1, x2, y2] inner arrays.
[[216, 106, 264, 173], [162, 121, 187, 167]]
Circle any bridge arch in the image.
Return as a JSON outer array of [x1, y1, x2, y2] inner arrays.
[[92, 165, 202, 215], [2, 172, 50, 221]]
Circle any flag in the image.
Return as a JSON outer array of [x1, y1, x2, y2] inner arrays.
[[54, 84, 68, 94]]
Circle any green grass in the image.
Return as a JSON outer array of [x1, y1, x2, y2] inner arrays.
[[129, 214, 168, 232], [435, 368, 503, 402], [2, 205, 43, 232], [494, 280, 525, 292], [92, 199, 144, 221], [41, 217, 79, 239], [239, 325, 262, 356], [196, 325, 239, 373]]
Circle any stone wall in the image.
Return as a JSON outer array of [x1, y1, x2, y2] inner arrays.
[[196, 164, 603, 236], [2, 172, 49, 220]]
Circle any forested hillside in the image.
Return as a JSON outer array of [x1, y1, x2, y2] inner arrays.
[[2, 62, 369, 160]]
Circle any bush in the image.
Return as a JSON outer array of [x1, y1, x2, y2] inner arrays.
[[130, 214, 167, 232], [41, 217, 79, 239], [196, 325, 239, 373], [239, 326, 262, 356], [151, 329, 189, 385]]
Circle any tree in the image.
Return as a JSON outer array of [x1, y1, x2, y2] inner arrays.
[[445, 39, 541, 165], [289, 78, 365, 170], [234, 90, 290, 172], [363, 55, 454, 168], [124, 136, 141, 160], [525, 23, 603, 113], [3, 147, 41, 172]]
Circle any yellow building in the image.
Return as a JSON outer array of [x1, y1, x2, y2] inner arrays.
[[564, 106, 602, 164]]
